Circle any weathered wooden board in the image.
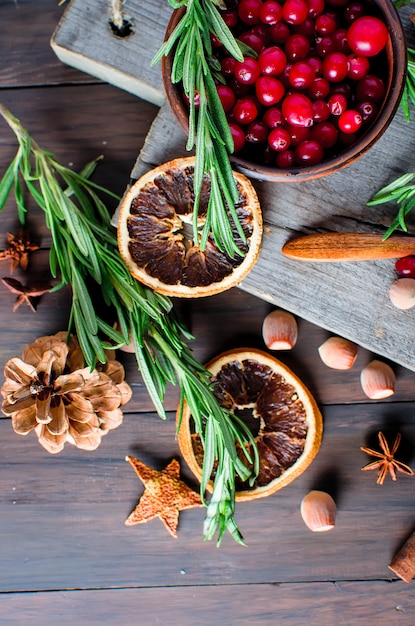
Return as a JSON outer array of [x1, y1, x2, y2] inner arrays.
[[1, 581, 414, 625], [51, 1, 415, 371], [125, 101, 415, 372], [51, 0, 172, 106], [1, 403, 415, 592]]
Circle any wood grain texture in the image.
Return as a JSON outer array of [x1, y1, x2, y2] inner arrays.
[[51, 0, 172, 105], [0, 0, 90, 87], [2, 254, 415, 415], [1, 404, 415, 592], [0, 581, 413, 625], [2, 1, 415, 622]]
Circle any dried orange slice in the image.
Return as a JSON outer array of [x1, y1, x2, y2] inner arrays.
[[117, 157, 262, 297], [177, 348, 323, 501]]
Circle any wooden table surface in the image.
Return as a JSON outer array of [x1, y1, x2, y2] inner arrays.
[[2, 1, 415, 624]]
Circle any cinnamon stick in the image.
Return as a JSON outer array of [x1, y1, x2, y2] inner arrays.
[[389, 530, 415, 583]]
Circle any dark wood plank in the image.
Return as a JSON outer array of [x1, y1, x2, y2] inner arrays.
[[2, 253, 415, 417], [0, 0, 95, 88], [1, 403, 415, 591], [188, 287, 415, 405], [0, 580, 414, 625]]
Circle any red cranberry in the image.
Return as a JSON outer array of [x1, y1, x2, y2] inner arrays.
[[285, 34, 311, 61], [229, 122, 246, 152], [238, 31, 266, 54], [276, 149, 296, 168], [282, 93, 314, 127], [344, 1, 366, 24], [262, 145, 276, 165], [315, 14, 337, 35], [309, 77, 331, 99], [308, 0, 325, 18], [268, 127, 292, 151], [332, 28, 352, 53], [355, 99, 378, 124], [246, 120, 269, 142], [356, 74, 386, 102], [256, 76, 285, 105], [250, 23, 271, 41], [338, 109, 363, 133], [263, 106, 284, 127], [310, 120, 338, 146], [281, 93, 313, 128], [294, 140, 324, 164], [233, 97, 259, 124], [312, 99, 331, 122], [322, 52, 349, 82], [238, 0, 263, 25], [221, 56, 237, 76], [258, 46, 287, 75], [211, 34, 223, 49], [307, 56, 324, 76], [395, 256, 415, 278], [234, 57, 261, 84], [288, 124, 311, 146], [259, 0, 283, 25], [291, 18, 315, 38], [221, 9, 238, 29], [347, 16, 389, 56], [289, 62, 316, 89], [315, 36, 337, 58], [270, 22, 291, 44], [217, 85, 236, 112], [328, 92, 348, 115], [347, 53, 370, 79], [282, 0, 309, 25]]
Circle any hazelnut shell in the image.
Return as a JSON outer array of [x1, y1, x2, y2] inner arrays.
[[300, 490, 336, 532], [262, 309, 298, 350]]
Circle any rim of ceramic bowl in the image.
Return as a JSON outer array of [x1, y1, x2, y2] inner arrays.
[[162, 0, 407, 182]]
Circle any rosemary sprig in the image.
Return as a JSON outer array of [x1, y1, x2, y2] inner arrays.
[[0, 103, 258, 545], [400, 47, 415, 121], [152, 0, 248, 259], [367, 172, 415, 238], [393, 0, 414, 9]]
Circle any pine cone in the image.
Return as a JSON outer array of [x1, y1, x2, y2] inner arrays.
[[1, 332, 132, 454]]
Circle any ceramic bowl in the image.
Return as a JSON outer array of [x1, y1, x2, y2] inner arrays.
[[162, 0, 407, 182]]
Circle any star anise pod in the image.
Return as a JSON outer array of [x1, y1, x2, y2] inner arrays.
[[361, 431, 414, 485], [0, 230, 39, 273], [1, 332, 132, 454], [1, 276, 51, 312]]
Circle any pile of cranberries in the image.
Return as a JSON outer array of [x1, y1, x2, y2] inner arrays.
[[207, 0, 390, 168]]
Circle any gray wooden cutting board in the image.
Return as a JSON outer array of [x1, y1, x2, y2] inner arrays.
[[52, 1, 415, 371]]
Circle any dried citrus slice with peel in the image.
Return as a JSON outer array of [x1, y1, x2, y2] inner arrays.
[[117, 157, 262, 297], [177, 348, 323, 501]]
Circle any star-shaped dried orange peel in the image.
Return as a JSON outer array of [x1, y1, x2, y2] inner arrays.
[[124, 455, 203, 538]]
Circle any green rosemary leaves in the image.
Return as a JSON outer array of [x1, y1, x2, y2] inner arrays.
[[367, 172, 415, 238], [0, 103, 257, 546], [152, 0, 248, 259]]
